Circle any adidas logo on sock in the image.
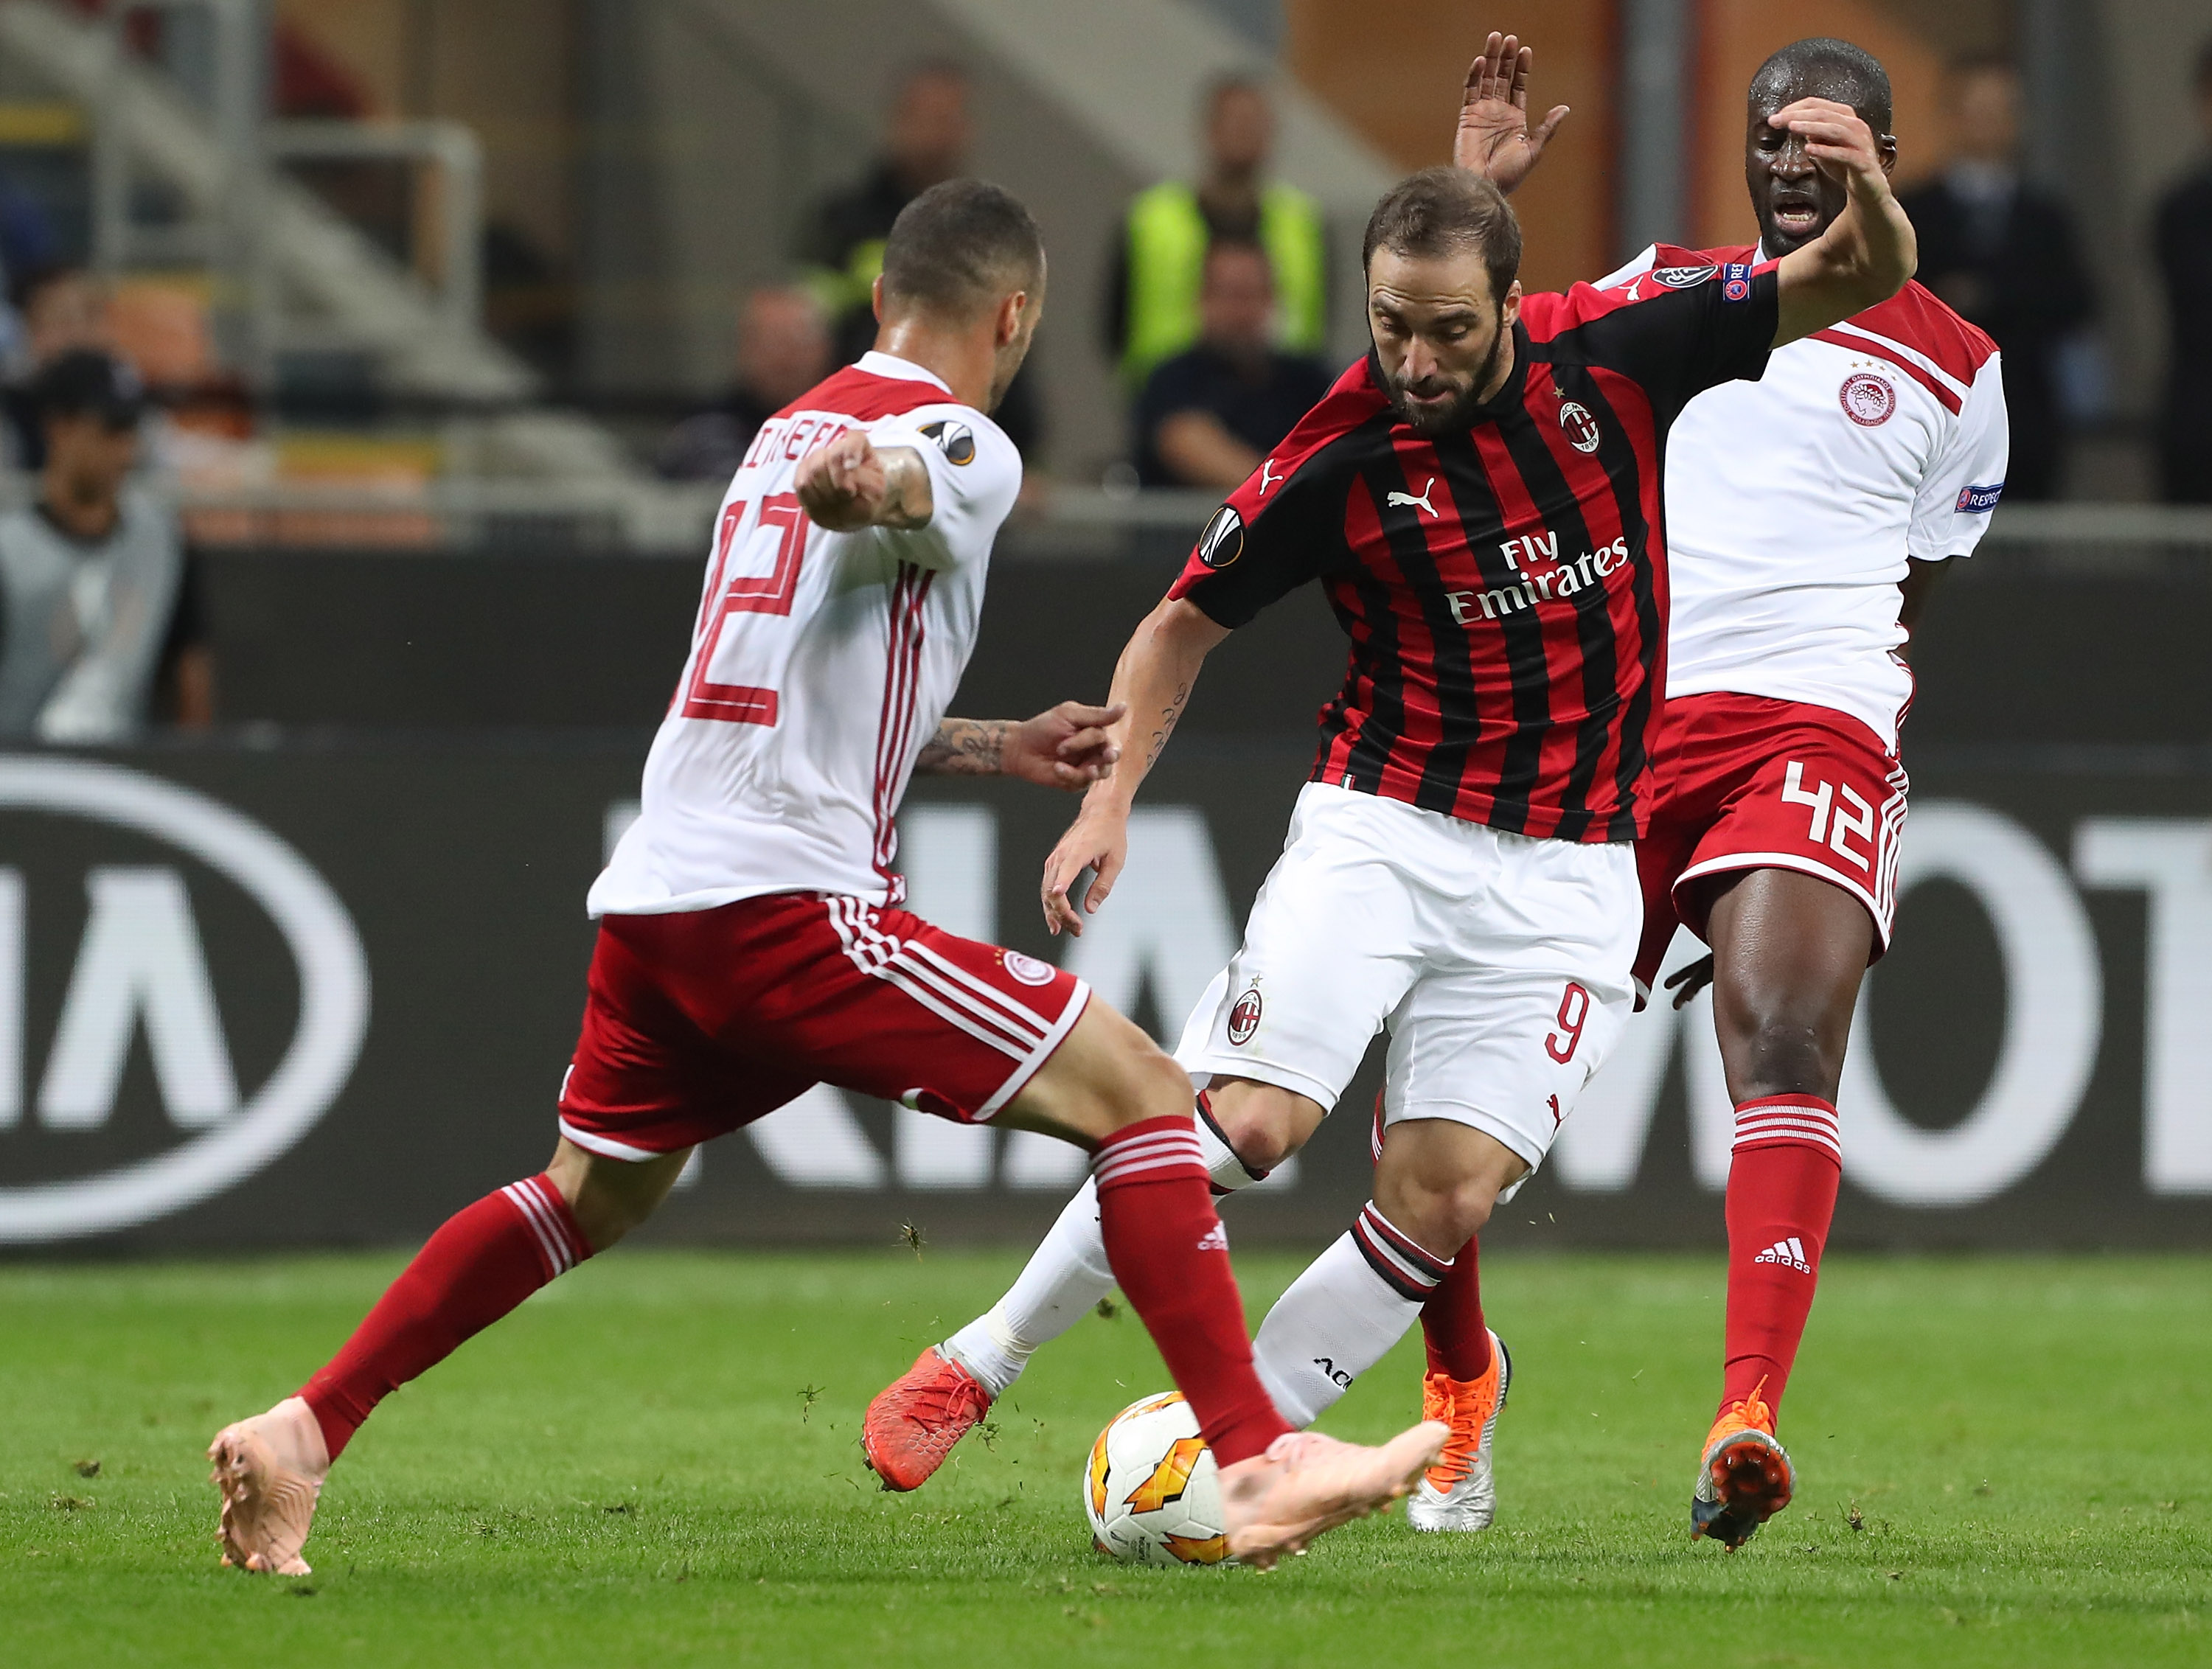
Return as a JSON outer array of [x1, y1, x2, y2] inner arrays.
[[1197, 1222, 1228, 1253], [1753, 1236, 1814, 1274]]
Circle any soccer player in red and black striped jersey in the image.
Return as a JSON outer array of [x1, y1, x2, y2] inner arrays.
[[862, 69, 1915, 1505]]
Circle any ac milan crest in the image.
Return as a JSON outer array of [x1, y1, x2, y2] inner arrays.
[[1226, 986, 1263, 1046], [1557, 400, 1601, 454]]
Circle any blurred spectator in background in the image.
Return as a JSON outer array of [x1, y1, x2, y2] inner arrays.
[[0, 349, 209, 740], [2155, 40, 2212, 505], [4, 268, 109, 468], [1106, 75, 1327, 394], [798, 60, 1040, 460], [1132, 239, 1329, 489], [1900, 56, 2095, 501], [654, 286, 832, 482]]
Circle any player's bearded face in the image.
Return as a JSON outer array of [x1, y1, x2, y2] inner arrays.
[[1368, 252, 1515, 436]]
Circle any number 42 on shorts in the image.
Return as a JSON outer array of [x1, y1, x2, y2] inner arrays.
[[1780, 759, 1874, 872]]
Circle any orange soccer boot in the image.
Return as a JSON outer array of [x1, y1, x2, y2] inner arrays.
[[1405, 1330, 1511, 1531], [862, 1347, 995, 1491], [1689, 1381, 1795, 1550]]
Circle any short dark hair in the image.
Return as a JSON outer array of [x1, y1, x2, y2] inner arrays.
[[35, 348, 143, 431], [879, 178, 1044, 321], [1750, 38, 1893, 132], [1362, 167, 1521, 307]]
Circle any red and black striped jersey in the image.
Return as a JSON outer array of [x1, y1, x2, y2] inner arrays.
[[1169, 261, 1780, 842]]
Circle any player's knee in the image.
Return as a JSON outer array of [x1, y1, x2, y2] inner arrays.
[[1729, 1011, 1846, 1101], [1373, 1166, 1503, 1259], [1206, 1085, 1303, 1174], [555, 1144, 686, 1252]]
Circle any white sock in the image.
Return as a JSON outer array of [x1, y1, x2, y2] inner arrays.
[[942, 1113, 1262, 1398], [1252, 1202, 1453, 1427]]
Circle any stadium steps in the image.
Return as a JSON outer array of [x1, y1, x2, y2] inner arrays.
[[0, 0, 645, 487]]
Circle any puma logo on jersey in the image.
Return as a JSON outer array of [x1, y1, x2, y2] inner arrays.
[[1258, 457, 1284, 495], [1548, 1093, 1563, 1129], [1387, 478, 1438, 518], [1753, 1236, 1814, 1274]]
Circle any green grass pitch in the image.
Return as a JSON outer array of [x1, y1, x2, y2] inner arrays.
[[3, 1248, 2206, 1667]]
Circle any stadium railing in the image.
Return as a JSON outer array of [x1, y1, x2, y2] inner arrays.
[[10, 473, 2202, 563]]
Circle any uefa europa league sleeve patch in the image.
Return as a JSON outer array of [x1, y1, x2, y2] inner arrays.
[[919, 419, 975, 465], [1197, 505, 1244, 568]]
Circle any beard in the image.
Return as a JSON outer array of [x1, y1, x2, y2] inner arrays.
[[1380, 324, 1512, 436]]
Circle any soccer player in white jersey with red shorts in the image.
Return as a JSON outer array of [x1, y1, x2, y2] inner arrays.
[[203, 179, 1443, 1579], [1375, 35, 2006, 1548], [863, 41, 1919, 1536]]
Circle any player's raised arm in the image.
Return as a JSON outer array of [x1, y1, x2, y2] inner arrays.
[[794, 428, 934, 531], [1040, 598, 1230, 937], [1452, 30, 1570, 195], [1770, 97, 1915, 345]]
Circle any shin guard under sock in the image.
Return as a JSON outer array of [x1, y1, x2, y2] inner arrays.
[[1091, 1114, 1287, 1466], [1721, 1097, 1842, 1419]]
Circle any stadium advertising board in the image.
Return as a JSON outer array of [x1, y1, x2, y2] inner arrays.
[[0, 740, 2205, 1252]]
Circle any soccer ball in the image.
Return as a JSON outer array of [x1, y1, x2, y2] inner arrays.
[[1082, 1391, 1227, 1566]]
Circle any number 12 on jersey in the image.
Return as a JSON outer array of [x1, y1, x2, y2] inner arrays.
[[681, 492, 810, 726]]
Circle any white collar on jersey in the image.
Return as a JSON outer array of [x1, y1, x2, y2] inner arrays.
[[856, 350, 952, 394]]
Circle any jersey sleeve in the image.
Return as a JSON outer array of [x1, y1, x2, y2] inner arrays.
[[1908, 352, 2010, 561], [1164, 380, 1367, 628], [1540, 257, 1779, 425], [866, 403, 1022, 570]]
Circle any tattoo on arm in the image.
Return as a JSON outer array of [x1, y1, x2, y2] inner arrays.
[[880, 449, 933, 530], [1143, 683, 1191, 771], [916, 717, 1008, 776]]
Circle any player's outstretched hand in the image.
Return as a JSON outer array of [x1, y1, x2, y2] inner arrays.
[[1040, 801, 1131, 938], [1663, 954, 1716, 1010], [1454, 30, 1569, 193], [795, 428, 890, 530], [1769, 97, 1886, 202], [1003, 702, 1126, 792]]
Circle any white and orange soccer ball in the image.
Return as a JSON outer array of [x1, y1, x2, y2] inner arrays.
[[1082, 1391, 1227, 1566]]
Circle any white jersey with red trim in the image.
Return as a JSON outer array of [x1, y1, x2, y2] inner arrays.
[[1599, 244, 2008, 750], [589, 352, 1020, 916]]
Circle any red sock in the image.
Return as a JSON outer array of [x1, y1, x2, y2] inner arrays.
[[300, 1174, 592, 1460], [1092, 1115, 1290, 1466], [1721, 1097, 1842, 1421], [1421, 1233, 1492, 1381]]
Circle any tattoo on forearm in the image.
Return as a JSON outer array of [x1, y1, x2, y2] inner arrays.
[[917, 717, 1009, 776], [880, 451, 932, 530], [1144, 683, 1191, 770]]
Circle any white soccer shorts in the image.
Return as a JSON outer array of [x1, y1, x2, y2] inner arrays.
[[1175, 781, 1638, 1177]]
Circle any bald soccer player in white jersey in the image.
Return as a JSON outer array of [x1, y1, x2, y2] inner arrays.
[[863, 36, 1994, 1553], [205, 178, 1441, 1581]]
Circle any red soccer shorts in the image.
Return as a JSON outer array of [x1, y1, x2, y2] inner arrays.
[[555, 892, 1091, 1158], [1632, 692, 1908, 996]]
